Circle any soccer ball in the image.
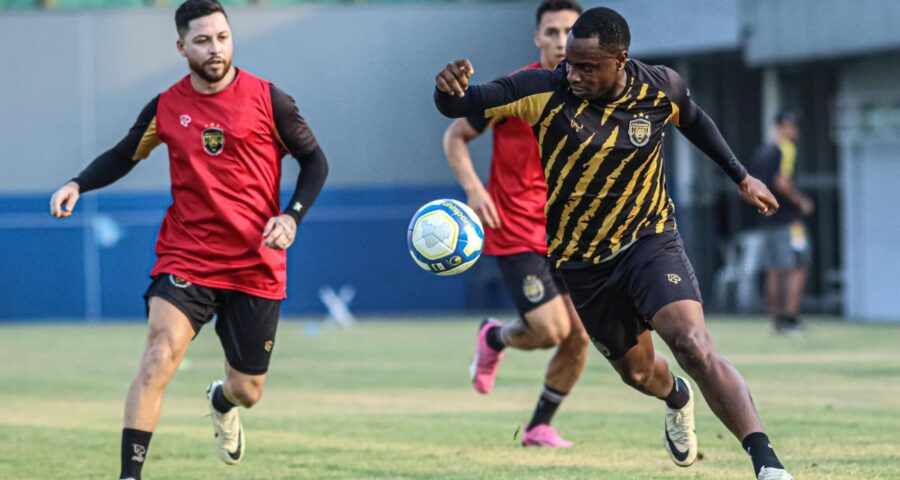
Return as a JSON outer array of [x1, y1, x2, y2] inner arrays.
[[407, 199, 485, 276]]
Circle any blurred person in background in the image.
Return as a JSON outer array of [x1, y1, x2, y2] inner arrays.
[[443, 0, 589, 448], [752, 111, 814, 334]]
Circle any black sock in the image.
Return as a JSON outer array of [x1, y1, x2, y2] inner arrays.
[[485, 325, 506, 352], [742, 431, 784, 475], [664, 375, 690, 409], [211, 383, 236, 414], [120, 428, 152, 480], [526, 385, 567, 431]]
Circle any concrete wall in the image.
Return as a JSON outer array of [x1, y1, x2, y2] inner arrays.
[[835, 53, 900, 321], [742, 0, 900, 65]]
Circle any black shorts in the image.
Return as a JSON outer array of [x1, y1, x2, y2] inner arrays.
[[496, 251, 568, 316], [560, 230, 702, 360], [144, 274, 281, 375]]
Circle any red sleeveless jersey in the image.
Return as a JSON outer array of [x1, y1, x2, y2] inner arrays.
[[484, 62, 549, 256], [152, 70, 287, 299]]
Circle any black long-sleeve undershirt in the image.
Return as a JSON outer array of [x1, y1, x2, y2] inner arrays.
[[70, 80, 328, 225], [270, 84, 328, 225], [434, 63, 748, 185]]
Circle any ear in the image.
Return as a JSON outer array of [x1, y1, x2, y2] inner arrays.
[[176, 37, 186, 58], [534, 29, 541, 49], [616, 50, 629, 70]]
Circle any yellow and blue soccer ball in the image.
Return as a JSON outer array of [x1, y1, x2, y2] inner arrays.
[[407, 199, 485, 276]]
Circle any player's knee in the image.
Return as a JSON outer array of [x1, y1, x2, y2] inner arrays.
[[229, 381, 264, 408], [137, 343, 178, 388], [527, 316, 568, 347], [619, 366, 654, 390], [565, 327, 590, 351], [671, 330, 714, 374]]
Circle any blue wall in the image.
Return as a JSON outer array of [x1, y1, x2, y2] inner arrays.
[[0, 186, 512, 321]]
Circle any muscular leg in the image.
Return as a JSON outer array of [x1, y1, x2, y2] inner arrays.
[[124, 297, 195, 431], [120, 297, 195, 479], [652, 300, 763, 440], [498, 298, 570, 351], [607, 329, 674, 399], [222, 362, 266, 409], [541, 294, 590, 393]]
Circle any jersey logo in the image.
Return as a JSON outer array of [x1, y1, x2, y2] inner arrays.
[[522, 275, 545, 303], [202, 123, 225, 156], [667, 273, 682, 285], [180, 115, 191, 127], [628, 113, 652, 147]]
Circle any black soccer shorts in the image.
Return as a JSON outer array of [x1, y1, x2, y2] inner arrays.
[[560, 230, 702, 360], [496, 251, 568, 316], [144, 274, 281, 375]]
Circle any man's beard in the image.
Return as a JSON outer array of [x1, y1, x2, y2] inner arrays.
[[189, 56, 232, 83]]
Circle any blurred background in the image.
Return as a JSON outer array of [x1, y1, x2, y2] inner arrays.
[[1, 0, 898, 323]]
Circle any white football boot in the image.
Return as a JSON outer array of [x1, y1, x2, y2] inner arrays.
[[663, 376, 698, 467], [206, 380, 244, 465], [758, 467, 795, 480]]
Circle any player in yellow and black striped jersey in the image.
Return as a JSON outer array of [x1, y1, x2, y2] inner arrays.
[[434, 7, 792, 480]]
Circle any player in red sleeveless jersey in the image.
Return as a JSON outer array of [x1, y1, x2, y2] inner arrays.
[[443, 0, 587, 447], [49, 1, 328, 477]]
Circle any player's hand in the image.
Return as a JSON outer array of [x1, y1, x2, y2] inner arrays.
[[798, 196, 815, 216], [50, 181, 81, 218], [263, 214, 297, 250], [436, 59, 475, 97], [739, 174, 779, 216], [466, 185, 501, 229]]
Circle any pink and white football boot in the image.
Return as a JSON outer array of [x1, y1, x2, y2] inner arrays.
[[522, 425, 574, 448], [470, 318, 504, 394]]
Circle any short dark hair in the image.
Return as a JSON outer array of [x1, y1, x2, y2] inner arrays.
[[536, 0, 583, 26], [175, 0, 228, 38], [571, 7, 630, 53], [775, 110, 799, 126]]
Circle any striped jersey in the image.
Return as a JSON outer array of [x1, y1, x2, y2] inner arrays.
[[442, 59, 700, 268]]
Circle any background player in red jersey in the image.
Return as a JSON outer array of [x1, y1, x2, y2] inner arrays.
[[443, 0, 588, 447], [48, 1, 328, 478]]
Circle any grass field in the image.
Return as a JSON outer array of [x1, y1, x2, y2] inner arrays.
[[1, 317, 898, 479]]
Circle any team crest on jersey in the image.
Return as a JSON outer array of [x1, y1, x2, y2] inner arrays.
[[667, 273, 682, 285], [202, 123, 225, 156], [628, 113, 652, 147], [522, 275, 545, 303]]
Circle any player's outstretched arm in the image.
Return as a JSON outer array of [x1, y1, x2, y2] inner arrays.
[[49, 96, 160, 219], [443, 118, 501, 229], [434, 59, 557, 121], [660, 67, 778, 216]]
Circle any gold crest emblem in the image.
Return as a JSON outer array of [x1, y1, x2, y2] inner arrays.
[[522, 275, 545, 303], [202, 124, 225, 156], [667, 273, 682, 285], [264, 340, 274, 352], [628, 113, 652, 147]]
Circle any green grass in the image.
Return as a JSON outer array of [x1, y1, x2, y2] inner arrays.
[[1, 317, 898, 479]]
